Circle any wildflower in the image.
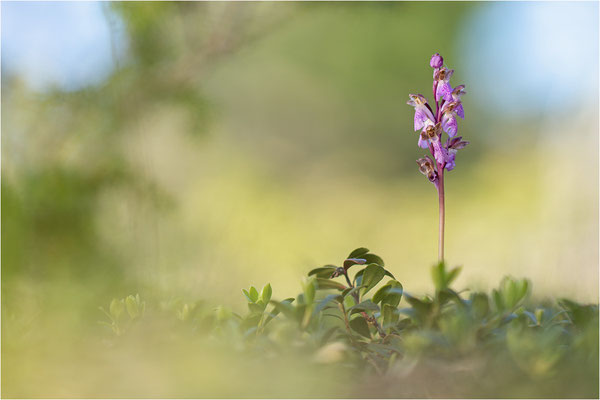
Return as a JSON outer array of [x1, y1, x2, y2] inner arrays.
[[405, 52, 468, 261], [407, 94, 435, 131], [445, 136, 469, 170], [416, 156, 438, 183], [418, 122, 441, 149], [440, 101, 461, 137], [432, 140, 450, 166], [451, 85, 466, 119], [434, 67, 454, 102], [406, 53, 467, 175]]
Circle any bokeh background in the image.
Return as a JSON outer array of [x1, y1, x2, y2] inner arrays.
[[2, 1, 598, 397]]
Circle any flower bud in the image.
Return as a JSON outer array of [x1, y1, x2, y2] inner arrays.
[[430, 53, 443, 69]]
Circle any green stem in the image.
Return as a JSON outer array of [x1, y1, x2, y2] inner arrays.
[[437, 166, 445, 262]]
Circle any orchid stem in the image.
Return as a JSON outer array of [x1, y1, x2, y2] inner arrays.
[[437, 166, 445, 262]]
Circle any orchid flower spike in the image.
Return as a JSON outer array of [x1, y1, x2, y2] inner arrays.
[[406, 52, 468, 174], [404, 52, 469, 262]]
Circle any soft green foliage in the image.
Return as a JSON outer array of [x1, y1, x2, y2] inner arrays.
[[99, 249, 599, 397], [99, 294, 146, 335]]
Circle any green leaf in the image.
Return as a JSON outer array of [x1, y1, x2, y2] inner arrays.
[[558, 298, 598, 328], [177, 304, 190, 321], [348, 247, 370, 258], [349, 315, 371, 338], [308, 266, 336, 278], [248, 302, 266, 315], [362, 253, 384, 267], [319, 326, 340, 346], [303, 278, 316, 305], [431, 262, 461, 291], [470, 292, 489, 320], [446, 266, 462, 286], [534, 308, 545, 325], [249, 286, 259, 303], [383, 269, 396, 280], [521, 310, 538, 325], [343, 258, 367, 270], [109, 299, 125, 320], [263, 298, 295, 325], [372, 281, 403, 307], [431, 262, 446, 291], [342, 286, 363, 299], [382, 303, 399, 328], [344, 293, 357, 310], [125, 295, 139, 319], [404, 294, 433, 324], [496, 277, 530, 311], [270, 300, 296, 320], [215, 306, 233, 321], [361, 264, 386, 295], [315, 278, 346, 291], [348, 300, 380, 314], [242, 289, 254, 303], [313, 294, 343, 316], [260, 283, 272, 304], [438, 288, 464, 307], [354, 269, 366, 287]]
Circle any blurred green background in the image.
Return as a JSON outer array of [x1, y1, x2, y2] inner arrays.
[[2, 1, 598, 397]]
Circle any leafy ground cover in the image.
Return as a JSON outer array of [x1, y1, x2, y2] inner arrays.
[[99, 248, 599, 398]]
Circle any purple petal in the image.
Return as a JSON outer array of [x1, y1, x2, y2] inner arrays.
[[442, 114, 458, 137], [455, 103, 465, 119], [413, 108, 434, 131], [418, 135, 429, 149], [414, 110, 425, 131], [436, 81, 453, 102], [432, 141, 449, 165], [445, 150, 456, 171]]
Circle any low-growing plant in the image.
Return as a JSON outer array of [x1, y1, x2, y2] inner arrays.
[[99, 247, 598, 397], [99, 293, 145, 335]]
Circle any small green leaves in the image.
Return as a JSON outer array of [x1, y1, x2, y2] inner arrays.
[[260, 284, 272, 304], [348, 300, 380, 314], [431, 262, 461, 291], [493, 277, 530, 312], [362, 253, 385, 267], [101, 294, 146, 336], [94, 245, 598, 396], [270, 299, 296, 320], [242, 287, 258, 303], [308, 266, 337, 278], [372, 280, 403, 307], [177, 303, 196, 321], [347, 247, 369, 258], [382, 303, 400, 328], [470, 292, 489, 320], [125, 294, 145, 320], [349, 315, 371, 338], [404, 293, 434, 325], [361, 264, 386, 295], [303, 278, 317, 305], [313, 294, 343, 316], [558, 298, 599, 328], [109, 298, 125, 320], [315, 278, 346, 291], [249, 286, 259, 302], [215, 306, 233, 322]]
